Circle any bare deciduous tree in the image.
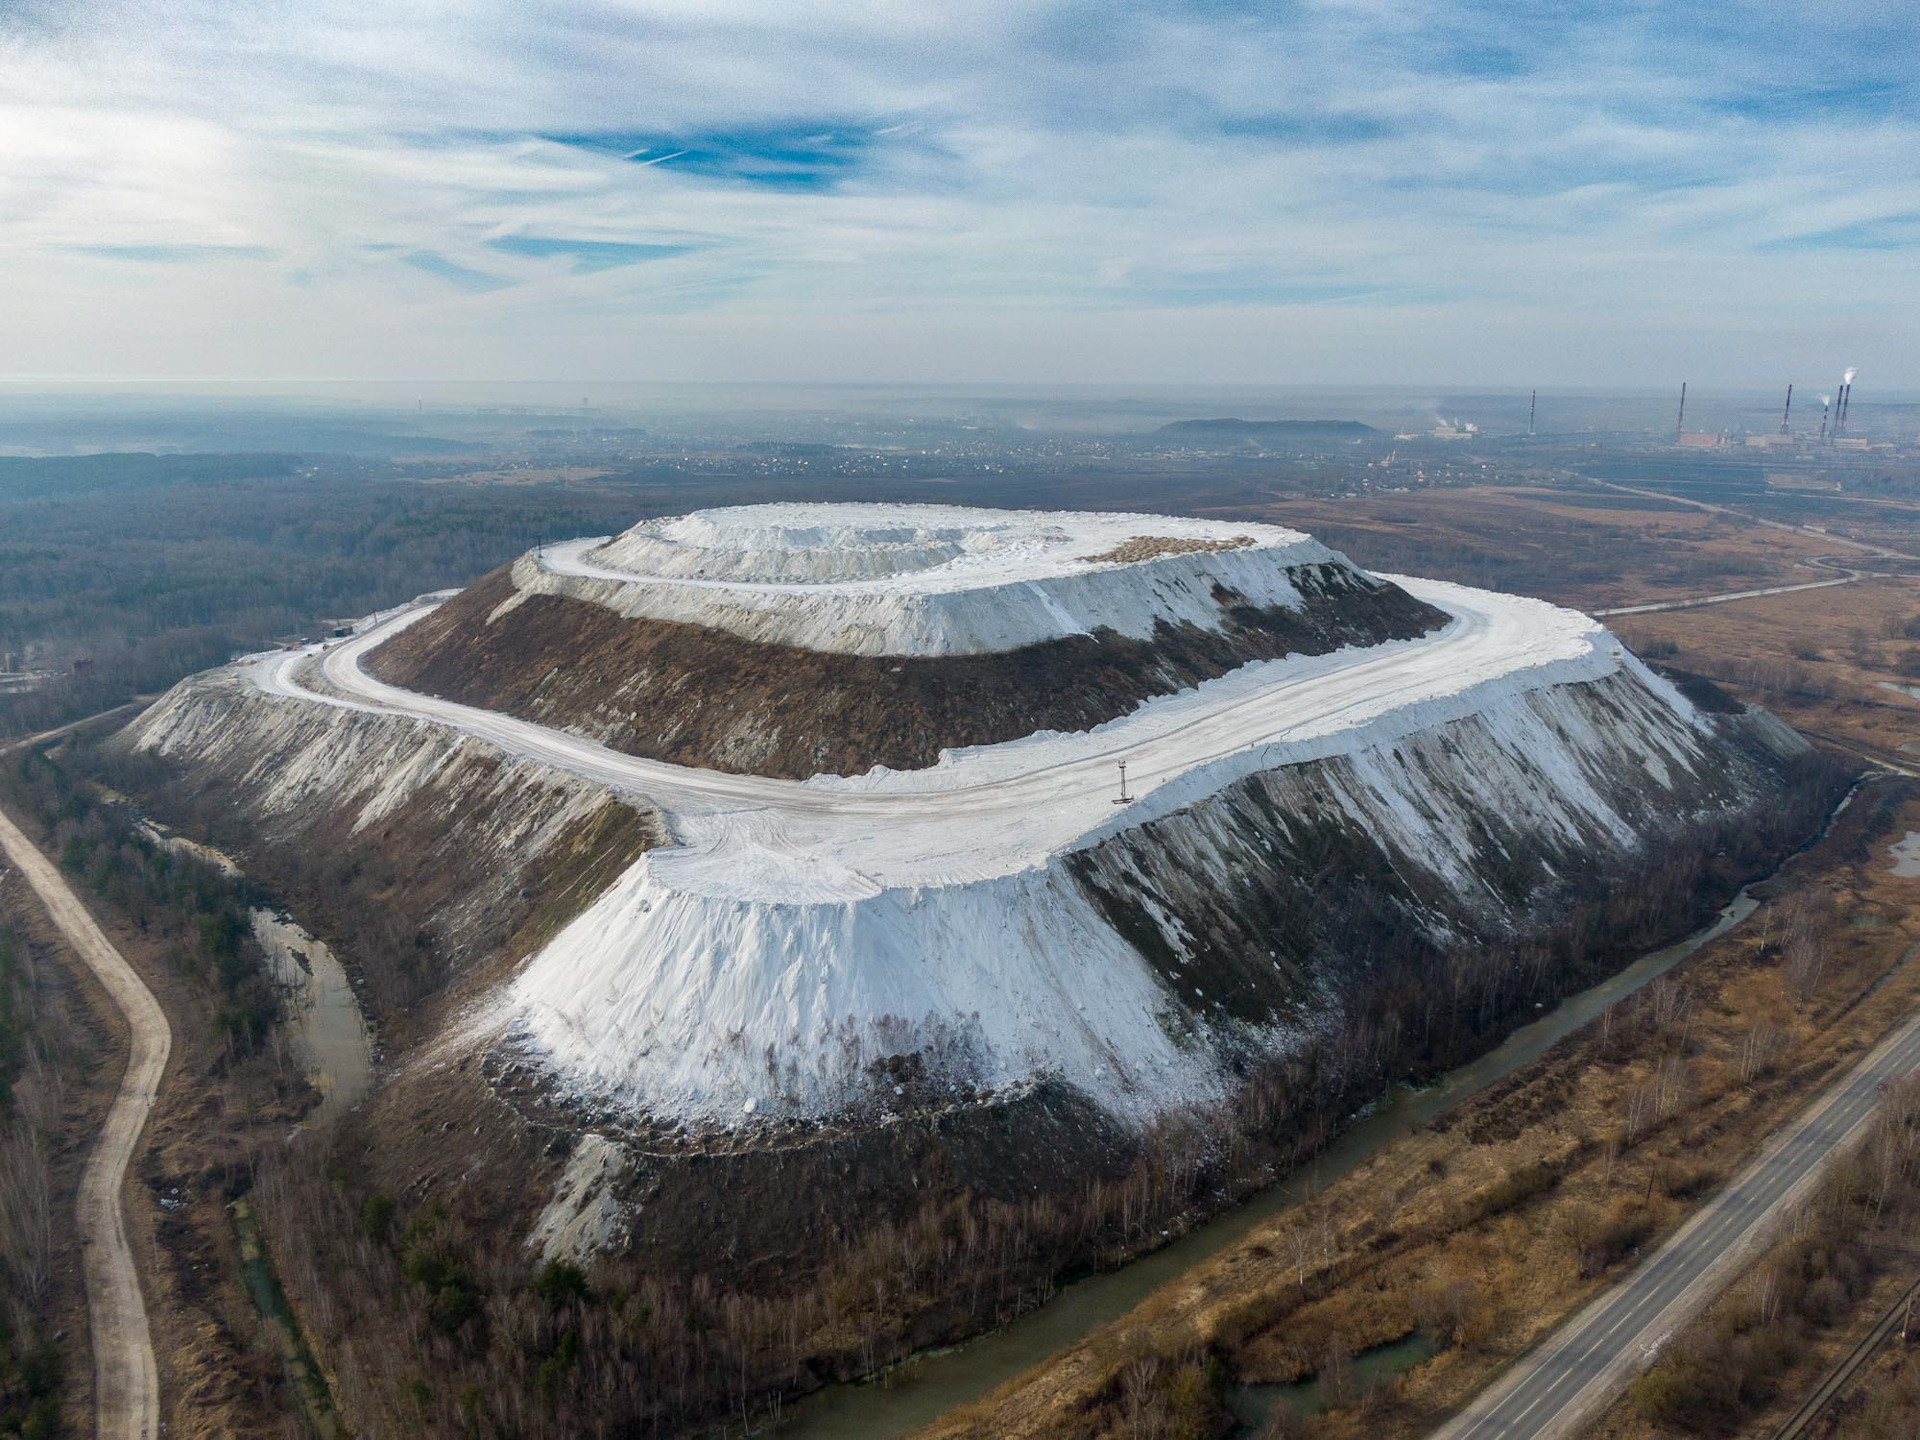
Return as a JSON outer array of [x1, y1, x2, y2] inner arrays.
[[1738, 1019, 1781, 1085]]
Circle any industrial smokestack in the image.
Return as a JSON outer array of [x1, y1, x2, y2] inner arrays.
[[1529, 389, 1536, 437], [1675, 382, 1687, 441], [1781, 384, 1793, 435], [1819, 394, 1831, 442], [1835, 368, 1857, 436]]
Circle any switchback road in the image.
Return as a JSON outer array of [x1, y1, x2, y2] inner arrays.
[[250, 574, 1621, 898], [0, 803, 168, 1440]]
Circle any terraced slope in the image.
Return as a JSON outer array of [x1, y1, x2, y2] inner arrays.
[[367, 558, 1443, 778], [118, 504, 1839, 1283]]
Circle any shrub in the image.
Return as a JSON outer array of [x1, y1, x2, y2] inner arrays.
[[534, 1259, 590, 1309], [1578, 1200, 1654, 1278]]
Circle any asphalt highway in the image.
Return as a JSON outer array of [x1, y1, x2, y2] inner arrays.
[[1431, 1004, 1920, 1440]]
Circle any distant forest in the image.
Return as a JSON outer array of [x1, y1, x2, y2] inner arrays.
[[0, 455, 653, 738], [0, 446, 1426, 740]]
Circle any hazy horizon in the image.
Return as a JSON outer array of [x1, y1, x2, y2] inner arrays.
[[3, 2, 1915, 389]]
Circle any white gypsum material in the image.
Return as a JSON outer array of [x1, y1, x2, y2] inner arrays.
[[224, 560, 1717, 1126]]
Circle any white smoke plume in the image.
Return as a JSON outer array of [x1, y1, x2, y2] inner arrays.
[[1843, 367, 1858, 385]]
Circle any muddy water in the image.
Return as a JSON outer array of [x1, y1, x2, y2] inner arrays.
[[1232, 1330, 1441, 1425], [232, 1197, 343, 1437], [142, 820, 373, 1124], [781, 890, 1760, 1438], [252, 910, 374, 1125], [137, 820, 241, 878]]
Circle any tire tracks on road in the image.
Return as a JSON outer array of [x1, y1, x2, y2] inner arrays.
[[0, 802, 168, 1440]]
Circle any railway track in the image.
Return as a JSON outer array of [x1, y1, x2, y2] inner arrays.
[[1771, 1276, 1920, 1439]]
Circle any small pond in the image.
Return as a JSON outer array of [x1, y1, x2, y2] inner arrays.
[[1231, 1331, 1441, 1429]]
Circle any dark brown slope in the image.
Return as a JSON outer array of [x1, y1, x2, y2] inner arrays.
[[366, 563, 1447, 778]]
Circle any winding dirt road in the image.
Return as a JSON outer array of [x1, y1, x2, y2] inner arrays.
[[0, 802, 167, 1440]]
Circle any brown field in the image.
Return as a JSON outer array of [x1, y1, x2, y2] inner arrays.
[[1255, 484, 1920, 770], [1609, 579, 1920, 771], [1245, 486, 1857, 614], [917, 778, 1920, 1440]]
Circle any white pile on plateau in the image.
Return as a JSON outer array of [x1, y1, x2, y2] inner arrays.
[[507, 502, 1342, 656], [225, 503, 1729, 1131]]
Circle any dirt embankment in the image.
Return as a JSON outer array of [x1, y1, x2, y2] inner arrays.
[[366, 563, 1446, 779]]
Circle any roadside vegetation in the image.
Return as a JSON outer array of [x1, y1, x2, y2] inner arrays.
[[1824, 1326, 1920, 1438], [1618, 1074, 1920, 1436], [7, 747, 275, 1056], [1, 741, 332, 1435], [0, 915, 76, 1440], [920, 776, 1920, 1440]]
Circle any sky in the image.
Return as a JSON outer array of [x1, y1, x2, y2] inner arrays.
[[0, 1, 1915, 388]]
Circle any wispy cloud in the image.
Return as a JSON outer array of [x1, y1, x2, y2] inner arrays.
[[485, 236, 694, 271], [0, 1, 1914, 383], [71, 244, 277, 263], [548, 125, 882, 192], [1757, 212, 1920, 253], [400, 251, 514, 293]]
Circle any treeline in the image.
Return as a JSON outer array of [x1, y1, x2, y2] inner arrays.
[[0, 917, 67, 1439], [0, 454, 649, 738], [249, 753, 1850, 1439], [7, 747, 275, 1054]]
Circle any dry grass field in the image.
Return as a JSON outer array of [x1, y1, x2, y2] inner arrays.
[[1610, 580, 1920, 771], [917, 779, 1920, 1440], [1260, 484, 1920, 771], [1251, 486, 1854, 614]]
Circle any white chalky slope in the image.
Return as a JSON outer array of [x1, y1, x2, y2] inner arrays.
[[221, 505, 1737, 1128]]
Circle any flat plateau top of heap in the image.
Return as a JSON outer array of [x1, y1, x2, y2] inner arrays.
[[525, 503, 1345, 655]]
